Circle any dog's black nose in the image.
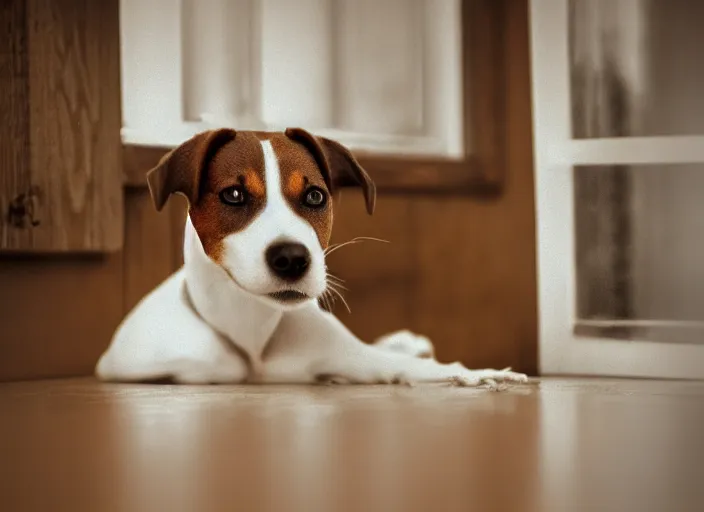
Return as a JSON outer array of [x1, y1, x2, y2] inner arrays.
[[266, 242, 311, 280]]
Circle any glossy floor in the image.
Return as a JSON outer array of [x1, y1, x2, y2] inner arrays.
[[1, 378, 703, 512]]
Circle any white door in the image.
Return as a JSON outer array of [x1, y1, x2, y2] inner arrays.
[[530, 0, 704, 379]]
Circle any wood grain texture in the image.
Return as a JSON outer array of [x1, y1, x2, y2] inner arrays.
[[0, 253, 124, 381], [123, 190, 173, 313], [465, 0, 506, 186], [4, 378, 703, 512], [411, 0, 536, 372], [0, 0, 123, 253], [123, 189, 187, 313], [0, 0, 32, 250]]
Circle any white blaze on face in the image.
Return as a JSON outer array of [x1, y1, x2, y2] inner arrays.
[[219, 140, 327, 301]]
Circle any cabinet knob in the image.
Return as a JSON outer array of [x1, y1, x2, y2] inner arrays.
[[6, 186, 42, 229]]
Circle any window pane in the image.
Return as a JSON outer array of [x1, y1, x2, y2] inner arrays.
[[574, 164, 704, 342], [570, 0, 704, 138]]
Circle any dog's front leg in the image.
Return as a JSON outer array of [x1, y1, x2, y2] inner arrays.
[[315, 343, 528, 389], [264, 306, 527, 388]]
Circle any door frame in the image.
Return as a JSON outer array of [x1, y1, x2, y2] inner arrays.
[[530, 0, 704, 379]]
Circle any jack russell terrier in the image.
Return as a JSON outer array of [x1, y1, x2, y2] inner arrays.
[[96, 128, 527, 388]]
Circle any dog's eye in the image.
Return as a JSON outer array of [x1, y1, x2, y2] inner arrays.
[[302, 187, 327, 208], [219, 186, 247, 206]]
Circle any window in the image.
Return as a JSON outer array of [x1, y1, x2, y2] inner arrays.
[[120, 0, 509, 193], [120, 0, 462, 157]]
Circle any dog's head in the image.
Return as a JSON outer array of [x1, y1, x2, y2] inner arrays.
[[146, 128, 375, 309]]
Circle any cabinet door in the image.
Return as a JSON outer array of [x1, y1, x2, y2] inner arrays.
[[0, 0, 123, 253], [531, 0, 704, 378]]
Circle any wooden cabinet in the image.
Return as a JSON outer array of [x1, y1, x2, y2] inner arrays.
[[0, 0, 123, 253], [0, 0, 125, 382]]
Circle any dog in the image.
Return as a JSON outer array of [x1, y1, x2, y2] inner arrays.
[[96, 128, 527, 388]]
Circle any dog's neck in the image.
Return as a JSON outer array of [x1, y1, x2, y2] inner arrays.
[[182, 216, 283, 368]]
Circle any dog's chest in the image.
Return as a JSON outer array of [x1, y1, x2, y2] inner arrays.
[[207, 295, 280, 371], [226, 308, 281, 381], [184, 270, 283, 378]]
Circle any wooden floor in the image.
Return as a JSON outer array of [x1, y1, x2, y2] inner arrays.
[[1, 378, 703, 512]]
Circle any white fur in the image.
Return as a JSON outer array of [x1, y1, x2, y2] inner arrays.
[[96, 140, 527, 388]]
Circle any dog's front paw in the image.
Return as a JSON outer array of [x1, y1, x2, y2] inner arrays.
[[374, 329, 435, 359], [448, 365, 528, 390]]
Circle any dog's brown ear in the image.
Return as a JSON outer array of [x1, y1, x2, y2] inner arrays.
[[146, 128, 237, 211], [285, 127, 376, 215]]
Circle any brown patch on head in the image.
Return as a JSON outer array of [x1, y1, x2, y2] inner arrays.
[[286, 171, 306, 198], [244, 168, 266, 199], [189, 132, 268, 262], [270, 134, 334, 248]]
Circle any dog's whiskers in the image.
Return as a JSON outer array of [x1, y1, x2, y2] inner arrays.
[[320, 288, 334, 312], [327, 284, 352, 314], [324, 240, 361, 257], [324, 236, 390, 257], [326, 273, 345, 284], [326, 274, 349, 291], [319, 277, 352, 314], [324, 288, 339, 313]]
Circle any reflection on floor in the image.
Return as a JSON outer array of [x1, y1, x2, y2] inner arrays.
[[1, 378, 703, 512]]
